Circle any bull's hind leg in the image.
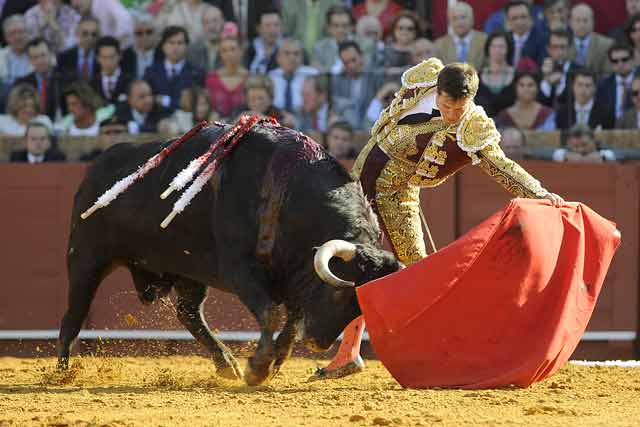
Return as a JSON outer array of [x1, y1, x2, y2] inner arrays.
[[174, 280, 243, 380], [57, 258, 112, 371]]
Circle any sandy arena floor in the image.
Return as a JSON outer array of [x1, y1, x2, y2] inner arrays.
[[1, 356, 639, 427]]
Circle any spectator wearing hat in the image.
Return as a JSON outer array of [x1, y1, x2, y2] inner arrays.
[[80, 115, 128, 161]]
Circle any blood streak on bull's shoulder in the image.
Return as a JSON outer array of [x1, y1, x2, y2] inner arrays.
[[256, 127, 328, 267]]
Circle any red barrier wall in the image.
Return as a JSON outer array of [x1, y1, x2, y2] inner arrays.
[[0, 162, 637, 358]]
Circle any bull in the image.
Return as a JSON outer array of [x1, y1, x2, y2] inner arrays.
[[58, 122, 401, 385]]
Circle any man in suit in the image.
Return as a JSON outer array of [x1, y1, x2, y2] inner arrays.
[[91, 36, 133, 105], [596, 43, 638, 127], [312, 5, 353, 73], [56, 16, 100, 84], [187, 4, 224, 73], [143, 26, 204, 113], [115, 79, 168, 134], [539, 29, 579, 108], [616, 75, 640, 129], [296, 75, 332, 133], [568, 3, 614, 78], [505, 0, 547, 68], [15, 37, 61, 120], [435, 1, 486, 70], [556, 69, 613, 130], [246, 9, 282, 75], [121, 12, 160, 80], [331, 40, 384, 130], [10, 120, 65, 163], [268, 38, 318, 114]]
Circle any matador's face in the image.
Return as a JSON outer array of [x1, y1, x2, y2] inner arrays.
[[435, 90, 472, 125]]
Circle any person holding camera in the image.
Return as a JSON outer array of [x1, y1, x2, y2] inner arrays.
[[539, 29, 578, 109]]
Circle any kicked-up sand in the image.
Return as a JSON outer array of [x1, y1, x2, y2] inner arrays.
[[1, 356, 639, 427]]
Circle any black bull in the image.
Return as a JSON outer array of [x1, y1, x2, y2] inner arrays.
[[59, 123, 401, 385]]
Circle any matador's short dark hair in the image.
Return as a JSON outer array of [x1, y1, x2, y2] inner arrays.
[[436, 63, 479, 100]]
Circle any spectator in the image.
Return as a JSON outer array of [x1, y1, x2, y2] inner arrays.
[[25, 0, 81, 54], [205, 31, 248, 119], [331, 40, 383, 130], [539, 29, 578, 109], [207, 0, 277, 42], [159, 86, 217, 134], [281, 0, 339, 56], [296, 75, 332, 133], [411, 37, 436, 64], [505, 0, 546, 68], [325, 120, 356, 160], [157, 0, 209, 43], [187, 4, 224, 73], [0, 15, 32, 86], [363, 80, 400, 129], [268, 38, 318, 114], [116, 80, 168, 134], [555, 70, 613, 130], [499, 127, 526, 160], [624, 14, 640, 69], [475, 32, 516, 117], [552, 124, 616, 163], [596, 44, 638, 125], [352, 0, 405, 40], [435, 2, 487, 70], [383, 11, 421, 70], [15, 38, 61, 120], [616, 75, 640, 129], [569, 3, 614, 78], [354, 15, 385, 69], [55, 81, 114, 136], [91, 36, 133, 105], [247, 9, 282, 75], [541, 0, 569, 35], [312, 5, 354, 73], [80, 115, 128, 161], [56, 17, 100, 83], [231, 74, 295, 128], [122, 12, 159, 79], [484, 0, 544, 35], [496, 71, 555, 131], [0, 1, 37, 46], [10, 119, 65, 163], [0, 83, 53, 136], [610, 0, 640, 43], [144, 26, 204, 113], [69, 0, 133, 49]]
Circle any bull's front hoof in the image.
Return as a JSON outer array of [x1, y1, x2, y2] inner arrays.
[[307, 355, 365, 382], [57, 357, 69, 372], [244, 359, 274, 386]]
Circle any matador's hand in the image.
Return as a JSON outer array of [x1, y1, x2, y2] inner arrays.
[[543, 192, 565, 207]]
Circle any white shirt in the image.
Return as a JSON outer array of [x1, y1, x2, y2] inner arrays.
[[268, 65, 319, 111], [574, 99, 594, 125], [128, 109, 147, 134], [136, 48, 154, 79], [101, 68, 121, 100], [27, 152, 45, 164], [68, 119, 100, 136], [164, 59, 185, 79]]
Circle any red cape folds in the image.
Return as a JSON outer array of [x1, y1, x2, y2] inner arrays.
[[356, 199, 621, 389]]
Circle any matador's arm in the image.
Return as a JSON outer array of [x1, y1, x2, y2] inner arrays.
[[457, 105, 549, 199]]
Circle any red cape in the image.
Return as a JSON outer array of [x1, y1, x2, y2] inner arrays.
[[357, 199, 621, 389]]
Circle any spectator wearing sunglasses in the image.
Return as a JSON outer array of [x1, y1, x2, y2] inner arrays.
[[615, 74, 640, 129], [596, 43, 638, 127], [69, 0, 133, 49], [121, 12, 161, 80], [56, 16, 101, 84]]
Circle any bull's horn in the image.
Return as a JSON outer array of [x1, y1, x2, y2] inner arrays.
[[313, 240, 357, 288]]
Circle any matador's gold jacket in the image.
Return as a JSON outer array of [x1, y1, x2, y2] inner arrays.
[[351, 58, 549, 265]]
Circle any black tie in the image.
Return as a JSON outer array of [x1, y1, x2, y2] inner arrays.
[[284, 75, 293, 111]]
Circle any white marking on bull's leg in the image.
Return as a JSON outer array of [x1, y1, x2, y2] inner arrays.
[[294, 316, 305, 342]]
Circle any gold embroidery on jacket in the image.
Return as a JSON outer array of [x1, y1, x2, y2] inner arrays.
[[476, 143, 548, 198]]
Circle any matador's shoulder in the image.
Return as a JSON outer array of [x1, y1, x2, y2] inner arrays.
[[401, 57, 444, 89], [455, 105, 501, 164]]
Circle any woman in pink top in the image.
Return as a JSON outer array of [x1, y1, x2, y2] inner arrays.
[[205, 25, 248, 119], [352, 0, 405, 40]]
